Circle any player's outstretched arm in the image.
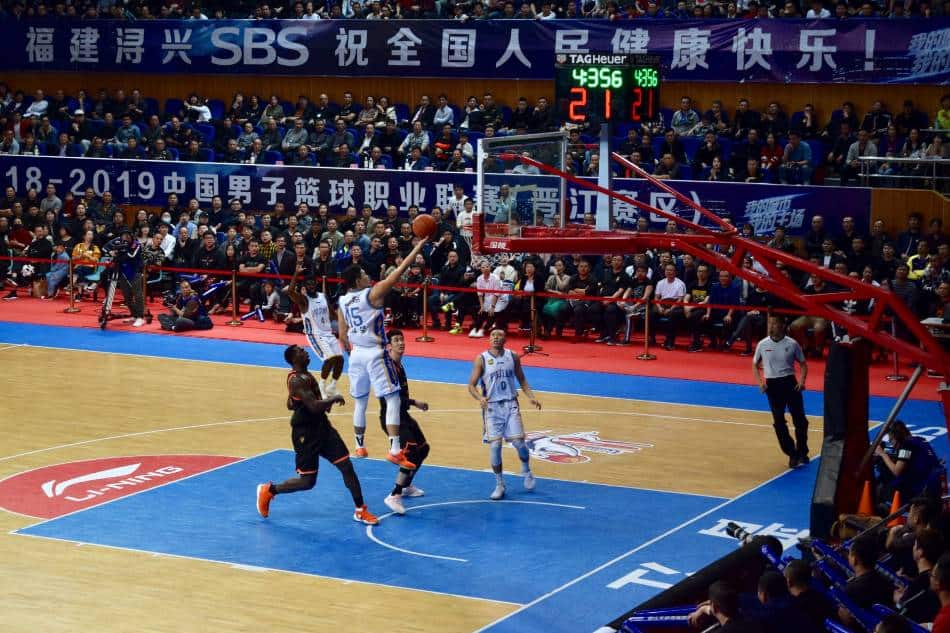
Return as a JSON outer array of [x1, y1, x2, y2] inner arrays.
[[368, 237, 428, 308], [514, 355, 541, 410], [286, 263, 309, 312], [292, 376, 345, 414], [467, 355, 488, 409], [336, 307, 351, 353]]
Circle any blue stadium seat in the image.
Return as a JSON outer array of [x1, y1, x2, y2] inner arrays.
[[195, 123, 215, 145], [805, 140, 825, 166], [263, 150, 284, 164], [164, 98, 183, 119], [677, 165, 693, 180], [659, 108, 674, 129], [198, 148, 215, 162], [680, 137, 701, 162], [378, 154, 393, 169], [394, 103, 410, 124], [67, 143, 84, 157], [280, 102, 294, 119], [499, 106, 512, 127], [167, 147, 180, 160], [207, 99, 225, 121], [143, 97, 160, 118], [790, 111, 805, 130]]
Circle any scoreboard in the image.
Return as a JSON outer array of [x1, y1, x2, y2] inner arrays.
[[554, 53, 662, 125]]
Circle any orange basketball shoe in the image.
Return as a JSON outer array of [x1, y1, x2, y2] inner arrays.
[[386, 448, 416, 469], [353, 505, 379, 525], [256, 482, 274, 518], [353, 447, 369, 458]]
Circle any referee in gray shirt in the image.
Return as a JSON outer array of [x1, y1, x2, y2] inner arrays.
[[753, 315, 811, 468]]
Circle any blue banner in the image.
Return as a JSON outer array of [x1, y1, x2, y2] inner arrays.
[[5, 18, 949, 83], [0, 156, 869, 239]]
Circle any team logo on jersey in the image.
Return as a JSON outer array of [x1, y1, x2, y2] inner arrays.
[[517, 431, 653, 464], [0, 455, 240, 519], [487, 358, 494, 365]]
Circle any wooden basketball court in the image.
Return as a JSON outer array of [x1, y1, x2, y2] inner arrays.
[[0, 341, 820, 633]]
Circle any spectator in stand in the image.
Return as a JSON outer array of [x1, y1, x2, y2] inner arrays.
[[429, 249, 465, 330], [705, 99, 731, 136], [684, 263, 713, 352], [840, 536, 895, 628], [671, 96, 700, 136], [760, 132, 783, 174], [931, 554, 950, 633], [469, 259, 502, 338], [894, 100, 930, 137], [898, 212, 924, 261], [730, 129, 762, 178], [733, 98, 760, 141], [41, 241, 70, 299], [779, 131, 813, 185], [693, 131, 722, 172], [654, 262, 687, 349], [565, 259, 601, 341], [790, 274, 830, 355], [593, 255, 631, 344], [760, 101, 788, 138], [893, 528, 943, 623], [654, 152, 680, 180]]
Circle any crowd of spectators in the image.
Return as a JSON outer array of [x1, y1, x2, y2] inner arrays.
[[1, 0, 948, 20], [0, 169, 947, 356], [1, 84, 948, 188]]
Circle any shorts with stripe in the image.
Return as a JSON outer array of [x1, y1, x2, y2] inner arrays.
[[348, 345, 400, 399], [482, 399, 524, 442], [306, 331, 343, 361], [291, 422, 349, 475]]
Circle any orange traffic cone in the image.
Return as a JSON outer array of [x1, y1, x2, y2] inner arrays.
[[857, 480, 874, 515], [887, 490, 906, 527]]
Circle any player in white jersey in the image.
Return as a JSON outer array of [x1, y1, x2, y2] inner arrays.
[[338, 236, 428, 469], [468, 328, 541, 500], [288, 264, 344, 399]]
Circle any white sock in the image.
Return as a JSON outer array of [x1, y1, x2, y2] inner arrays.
[[389, 436, 401, 455], [495, 472, 504, 485], [355, 432, 365, 448]]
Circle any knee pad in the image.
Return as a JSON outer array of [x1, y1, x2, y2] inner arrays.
[[489, 440, 503, 467], [383, 392, 400, 428], [353, 395, 369, 430]]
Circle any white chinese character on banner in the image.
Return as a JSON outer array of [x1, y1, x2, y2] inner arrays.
[[363, 180, 390, 211], [434, 183, 455, 210], [796, 29, 837, 72], [195, 173, 219, 203], [732, 27, 772, 71], [611, 29, 650, 55], [399, 182, 426, 212], [162, 172, 187, 194], [532, 187, 561, 225], [671, 29, 710, 71], [555, 30, 590, 54], [441, 29, 476, 68], [227, 175, 252, 204], [162, 29, 193, 65], [26, 27, 55, 63], [327, 178, 356, 209], [387, 28, 423, 67], [569, 189, 598, 220], [335, 28, 368, 67], [69, 27, 100, 63], [611, 189, 640, 227], [261, 176, 286, 206], [907, 30, 950, 76], [115, 28, 145, 64], [481, 184, 500, 215], [294, 177, 321, 206], [496, 29, 531, 69]]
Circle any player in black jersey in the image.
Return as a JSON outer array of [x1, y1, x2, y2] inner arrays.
[[256, 344, 379, 525], [379, 329, 431, 516]]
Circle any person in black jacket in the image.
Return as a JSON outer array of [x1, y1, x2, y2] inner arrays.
[[429, 250, 465, 330]]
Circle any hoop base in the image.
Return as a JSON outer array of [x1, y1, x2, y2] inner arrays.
[[63, 307, 81, 314], [885, 374, 908, 382], [637, 353, 657, 361], [416, 335, 435, 343], [226, 320, 243, 327]]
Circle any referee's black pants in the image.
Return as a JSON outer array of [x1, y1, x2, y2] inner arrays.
[[764, 375, 809, 458]]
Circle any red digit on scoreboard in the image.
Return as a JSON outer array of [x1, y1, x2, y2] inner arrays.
[[630, 87, 643, 122], [604, 88, 612, 120], [569, 87, 587, 122]]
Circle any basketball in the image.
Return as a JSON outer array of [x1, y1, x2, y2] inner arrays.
[[412, 214, 438, 239]]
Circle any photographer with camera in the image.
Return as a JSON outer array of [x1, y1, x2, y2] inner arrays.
[[158, 280, 212, 332], [104, 228, 146, 327]]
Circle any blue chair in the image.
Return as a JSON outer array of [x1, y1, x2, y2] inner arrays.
[[195, 123, 215, 145], [790, 111, 805, 130], [394, 103, 410, 124], [681, 137, 701, 163], [143, 97, 160, 118], [67, 143, 84, 157], [263, 150, 284, 164], [677, 164, 693, 180], [167, 147, 180, 161], [280, 102, 295, 119], [164, 98, 184, 119], [378, 154, 393, 169], [207, 99, 225, 121], [198, 148, 215, 162], [499, 105, 512, 127]]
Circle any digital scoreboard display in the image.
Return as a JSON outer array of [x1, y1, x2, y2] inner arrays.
[[554, 54, 661, 125]]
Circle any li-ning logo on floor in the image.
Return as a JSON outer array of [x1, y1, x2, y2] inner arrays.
[[41, 462, 183, 502], [0, 455, 240, 518], [517, 431, 653, 464]]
